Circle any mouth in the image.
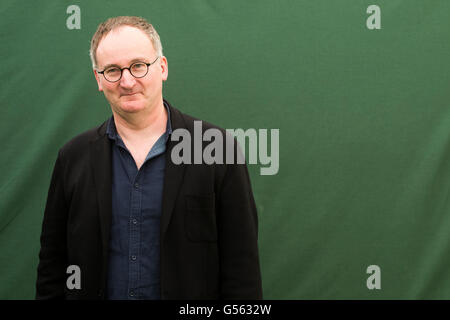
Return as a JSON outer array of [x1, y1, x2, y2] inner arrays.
[[121, 93, 141, 101]]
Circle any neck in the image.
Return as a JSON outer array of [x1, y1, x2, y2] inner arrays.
[[113, 100, 167, 141]]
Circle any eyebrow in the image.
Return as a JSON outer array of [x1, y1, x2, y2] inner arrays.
[[101, 57, 150, 70]]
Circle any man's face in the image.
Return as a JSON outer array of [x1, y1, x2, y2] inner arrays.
[[94, 26, 168, 117]]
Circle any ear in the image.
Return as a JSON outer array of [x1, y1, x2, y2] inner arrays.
[[160, 56, 168, 81], [93, 69, 103, 92]]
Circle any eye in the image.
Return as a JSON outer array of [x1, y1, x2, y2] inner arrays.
[[105, 67, 120, 75], [131, 62, 147, 71]]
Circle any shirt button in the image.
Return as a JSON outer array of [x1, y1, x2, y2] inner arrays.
[[132, 219, 137, 225], [129, 290, 135, 297], [131, 255, 137, 261], [134, 182, 139, 188]]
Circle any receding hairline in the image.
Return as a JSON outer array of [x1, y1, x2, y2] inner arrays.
[[95, 25, 157, 56], [100, 24, 150, 40]]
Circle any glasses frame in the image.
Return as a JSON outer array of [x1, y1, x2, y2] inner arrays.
[[97, 56, 160, 83]]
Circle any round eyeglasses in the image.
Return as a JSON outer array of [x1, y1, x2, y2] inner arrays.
[[97, 56, 160, 82]]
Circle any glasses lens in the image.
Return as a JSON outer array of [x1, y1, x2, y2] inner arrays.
[[104, 67, 121, 82], [130, 62, 148, 78]]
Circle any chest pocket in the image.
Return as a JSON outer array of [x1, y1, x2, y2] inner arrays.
[[185, 194, 217, 242]]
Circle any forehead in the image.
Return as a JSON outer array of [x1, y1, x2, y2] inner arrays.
[[96, 26, 155, 68]]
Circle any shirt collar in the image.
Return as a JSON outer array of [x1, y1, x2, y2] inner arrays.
[[106, 101, 172, 141]]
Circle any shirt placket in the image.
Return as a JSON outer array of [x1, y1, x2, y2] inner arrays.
[[128, 171, 142, 299]]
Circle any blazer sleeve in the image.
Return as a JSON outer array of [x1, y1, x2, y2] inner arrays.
[[36, 151, 68, 299], [217, 143, 263, 299]]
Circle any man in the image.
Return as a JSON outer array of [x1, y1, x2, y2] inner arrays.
[[36, 16, 262, 300]]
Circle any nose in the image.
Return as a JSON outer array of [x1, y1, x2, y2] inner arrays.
[[119, 68, 136, 88]]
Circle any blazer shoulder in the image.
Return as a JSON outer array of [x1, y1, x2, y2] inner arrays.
[[59, 120, 108, 158], [166, 99, 226, 133], [178, 110, 226, 134]]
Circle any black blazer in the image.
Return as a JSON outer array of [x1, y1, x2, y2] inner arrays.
[[36, 100, 262, 300]]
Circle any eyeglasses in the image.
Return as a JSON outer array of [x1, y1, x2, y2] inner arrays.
[[97, 56, 160, 82]]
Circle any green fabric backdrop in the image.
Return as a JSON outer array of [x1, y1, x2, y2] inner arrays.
[[1, 0, 450, 299]]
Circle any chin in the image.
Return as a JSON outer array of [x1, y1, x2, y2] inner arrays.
[[119, 101, 146, 113]]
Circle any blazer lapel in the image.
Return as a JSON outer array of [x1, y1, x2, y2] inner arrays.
[[161, 102, 186, 239], [89, 123, 112, 282]]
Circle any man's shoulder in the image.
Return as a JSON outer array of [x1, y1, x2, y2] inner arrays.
[[172, 105, 226, 134], [58, 120, 108, 157]]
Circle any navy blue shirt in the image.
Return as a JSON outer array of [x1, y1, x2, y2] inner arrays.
[[105, 103, 172, 300]]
